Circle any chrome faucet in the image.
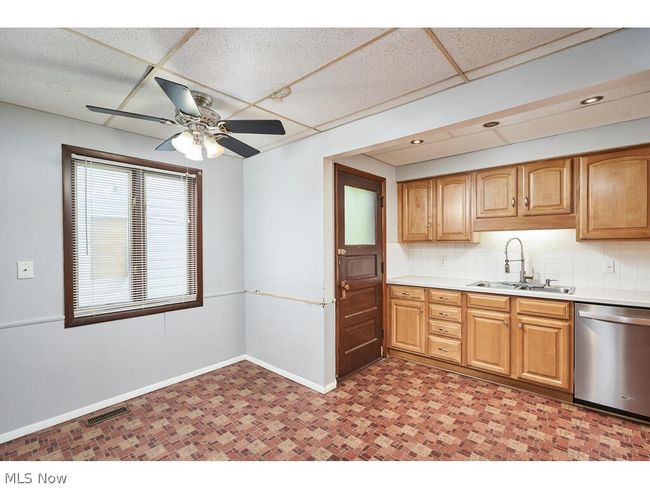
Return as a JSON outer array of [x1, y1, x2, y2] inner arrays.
[[504, 237, 533, 283]]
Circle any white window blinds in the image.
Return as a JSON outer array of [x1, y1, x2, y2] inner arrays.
[[71, 154, 198, 319]]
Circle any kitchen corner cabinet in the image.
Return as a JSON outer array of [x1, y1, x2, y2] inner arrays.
[[389, 297, 426, 354], [578, 146, 650, 239], [399, 179, 433, 241], [436, 174, 473, 241]]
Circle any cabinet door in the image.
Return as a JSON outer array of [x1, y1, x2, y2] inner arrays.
[[466, 309, 510, 375], [578, 147, 650, 239], [521, 158, 573, 216], [436, 173, 473, 241], [400, 180, 433, 241], [514, 315, 571, 391], [475, 166, 518, 218], [390, 299, 425, 354]]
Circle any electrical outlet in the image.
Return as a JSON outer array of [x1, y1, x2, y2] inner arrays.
[[17, 260, 34, 279], [440, 256, 446, 267], [604, 259, 616, 274]]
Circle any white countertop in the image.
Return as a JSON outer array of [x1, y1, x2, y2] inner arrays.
[[387, 275, 650, 309]]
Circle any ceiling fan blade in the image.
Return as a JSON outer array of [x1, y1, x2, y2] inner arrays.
[[154, 77, 202, 118], [216, 135, 260, 158], [221, 119, 286, 135], [155, 132, 182, 151], [87, 105, 176, 125]]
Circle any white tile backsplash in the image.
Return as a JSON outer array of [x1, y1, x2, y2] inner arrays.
[[387, 229, 650, 291]]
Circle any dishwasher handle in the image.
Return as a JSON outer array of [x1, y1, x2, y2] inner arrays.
[[578, 310, 650, 327]]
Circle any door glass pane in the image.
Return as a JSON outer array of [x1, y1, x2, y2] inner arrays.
[[344, 185, 376, 245]]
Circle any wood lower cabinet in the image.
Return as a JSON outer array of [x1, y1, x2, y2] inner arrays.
[[436, 174, 473, 241], [399, 179, 433, 241], [389, 298, 425, 354], [521, 158, 573, 216], [578, 146, 650, 239], [466, 308, 510, 376], [513, 314, 572, 391]]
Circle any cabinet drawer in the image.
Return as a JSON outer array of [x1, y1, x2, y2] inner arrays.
[[428, 304, 462, 322], [428, 319, 462, 339], [428, 335, 462, 363], [428, 288, 462, 306], [466, 293, 510, 311], [515, 297, 570, 319], [390, 285, 425, 301]]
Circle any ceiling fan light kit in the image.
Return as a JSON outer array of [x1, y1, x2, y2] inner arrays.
[[86, 77, 286, 161]]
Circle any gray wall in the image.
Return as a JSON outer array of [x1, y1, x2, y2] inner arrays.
[[0, 102, 245, 436]]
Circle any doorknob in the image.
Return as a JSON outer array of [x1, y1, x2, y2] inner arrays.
[[340, 280, 350, 299]]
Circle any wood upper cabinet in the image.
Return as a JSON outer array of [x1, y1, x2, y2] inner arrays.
[[436, 173, 473, 241], [466, 308, 510, 376], [513, 315, 572, 391], [399, 179, 433, 241], [389, 298, 425, 354], [578, 147, 650, 239], [475, 166, 518, 219], [521, 158, 573, 216]]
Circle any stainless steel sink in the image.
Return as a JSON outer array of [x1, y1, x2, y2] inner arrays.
[[467, 280, 575, 294]]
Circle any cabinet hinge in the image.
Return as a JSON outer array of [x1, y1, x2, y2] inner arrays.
[[380, 262, 384, 274], [377, 195, 384, 207]]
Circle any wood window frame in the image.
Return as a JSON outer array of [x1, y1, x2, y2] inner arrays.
[[62, 144, 203, 328]]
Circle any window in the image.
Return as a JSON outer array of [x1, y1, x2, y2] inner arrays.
[[63, 145, 202, 327]]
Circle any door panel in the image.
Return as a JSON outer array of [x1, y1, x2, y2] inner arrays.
[[400, 179, 433, 241], [466, 308, 510, 375], [335, 165, 385, 378], [579, 147, 650, 239], [390, 298, 425, 353], [521, 159, 573, 216], [436, 174, 473, 241], [514, 315, 571, 391], [475, 166, 518, 218]]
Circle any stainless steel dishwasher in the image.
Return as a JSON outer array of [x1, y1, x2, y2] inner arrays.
[[575, 303, 650, 419]]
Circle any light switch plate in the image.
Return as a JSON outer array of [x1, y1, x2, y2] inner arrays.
[[17, 260, 34, 279], [604, 259, 616, 274]]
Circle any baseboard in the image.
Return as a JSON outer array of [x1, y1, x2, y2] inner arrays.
[[243, 355, 337, 394], [0, 355, 246, 445]]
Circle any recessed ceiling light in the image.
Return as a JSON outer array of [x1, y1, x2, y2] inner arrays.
[[580, 96, 604, 105], [410, 139, 424, 145], [45, 81, 71, 93], [482, 121, 500, 128]]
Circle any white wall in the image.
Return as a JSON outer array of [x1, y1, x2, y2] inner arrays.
[[0, 102, 245, 437], [243, 28, 650, 390]]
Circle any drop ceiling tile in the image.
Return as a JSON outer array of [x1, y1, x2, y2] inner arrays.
[[107, 69, 248, 140], [498, 91, 650, 144], [315, 75, 464, 131], [258, 29, 458, 127], [225, 105, 311, 150], [164, 28, 387, 102], [0, 28, 150, 125], [260, 128, 319, 152], [73, 28, 194, 65], [465, 28, 620, 80], [433, 28, 581, 73]]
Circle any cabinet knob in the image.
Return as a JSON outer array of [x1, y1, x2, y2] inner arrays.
[[511, 197, 516, 207], [438, 347, 449, 353], [439, 296, 447, 300], [426, 223, 432, 228], [438, 327, 448, 332], [524, 196, 529, 207], [518, 323, 523, 329], [401, 291, 409, 296], [503, 321, 508, 326], [439, 312, 448, 316]]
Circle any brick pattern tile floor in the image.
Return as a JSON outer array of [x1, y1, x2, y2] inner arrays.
[[1, 358, 649, 461]]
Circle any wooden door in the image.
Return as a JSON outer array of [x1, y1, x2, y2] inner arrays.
[[436, 173, 473, 241], [466, 308, 510, 375], [514, 315, 571, 391], [521, 158, 573, 216], [578, 147, 650, 239], [335, 165, 385, 379], [400, 179, 433, 241], [390, 299, 425, 354], [475, 166, 518, 219]]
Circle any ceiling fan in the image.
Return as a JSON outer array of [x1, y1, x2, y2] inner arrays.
[[87, 77, 286, 160]]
